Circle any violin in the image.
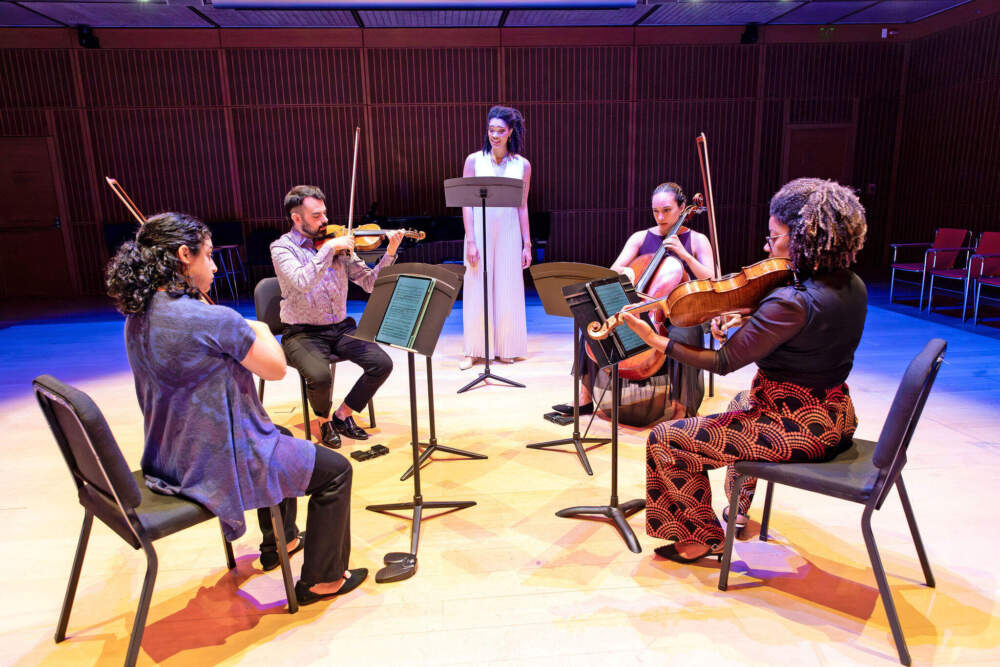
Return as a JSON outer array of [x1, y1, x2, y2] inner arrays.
[[588, 257, 794, 340], [314, 223, 425, 252]]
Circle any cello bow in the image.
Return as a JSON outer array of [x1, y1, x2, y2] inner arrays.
[[695, 133, 723, 279]]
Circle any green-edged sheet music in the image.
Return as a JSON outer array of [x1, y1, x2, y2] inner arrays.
[[375, 275, 436, 351]]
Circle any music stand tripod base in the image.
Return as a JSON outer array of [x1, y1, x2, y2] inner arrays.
[[401, 355, 488, 481], [555, 499, 646, 553], [457, 369, 524, 393]]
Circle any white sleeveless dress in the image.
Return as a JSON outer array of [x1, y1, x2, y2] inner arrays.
[[462, 151, 528, 359]]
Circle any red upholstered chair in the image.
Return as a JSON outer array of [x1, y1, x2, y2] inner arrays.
[[969, 231, 1000, 324], [889, 228, 969, 310], [927, 231, 1000, 318]]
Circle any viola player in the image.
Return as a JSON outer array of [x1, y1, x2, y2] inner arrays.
[[622, 178, 868, 564]]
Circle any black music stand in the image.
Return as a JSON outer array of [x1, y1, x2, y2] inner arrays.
[[381, 264, 488, 482], [444, 176, 525, 393], [353, 264, 477, 583], [526, 262, 617, 475], [555, 275, 648, 553]]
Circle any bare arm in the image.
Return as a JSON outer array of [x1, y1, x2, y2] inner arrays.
[[240, 319, 286, 381], [610, 231, 645, 281], [664, 231, 716, 280], [518, 159, 532, 269], [461, 154, 479, 266]]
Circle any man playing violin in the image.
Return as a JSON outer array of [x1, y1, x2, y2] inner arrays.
[[271, 185, 404, 448], [553, 182, 714, 422]]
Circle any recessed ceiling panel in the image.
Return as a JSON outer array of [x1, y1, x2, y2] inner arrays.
[[0, 2, 62, 26], [643, 2, 805, 26], [357, 10, 502, 27], [769, 1, 874, 24], [201, 8, 357, 26], [505, 7, 651, 26], [837, 0, 966, 23], [19, 2, 212, 27]]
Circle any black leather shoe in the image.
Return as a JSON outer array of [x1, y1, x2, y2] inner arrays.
[[331, 415, 369, 440], [552, 402, 593, 416], [259, 531, 305, 572], [319, 421, 342, 449], [295, 568, 369, 605]]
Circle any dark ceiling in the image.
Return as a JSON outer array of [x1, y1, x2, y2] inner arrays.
[[0, 0, 973, 29]]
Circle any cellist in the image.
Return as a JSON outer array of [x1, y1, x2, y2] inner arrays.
[[551, 182, 715, 423]]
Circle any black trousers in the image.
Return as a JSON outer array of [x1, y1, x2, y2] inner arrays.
[[258, 444, 353, 585], [282, 318, 392, 417]]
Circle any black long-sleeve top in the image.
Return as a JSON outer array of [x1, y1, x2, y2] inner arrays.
[[666, 269, 867, 389]]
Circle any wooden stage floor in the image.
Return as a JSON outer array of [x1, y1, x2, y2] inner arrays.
[[1, 283, 998, 666]]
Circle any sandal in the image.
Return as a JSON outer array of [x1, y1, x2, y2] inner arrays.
[[653, 542, 724, 564]]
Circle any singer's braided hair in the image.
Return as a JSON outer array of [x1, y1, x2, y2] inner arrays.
[[769, 178, 867, 275], [106, 212, 210, 315]]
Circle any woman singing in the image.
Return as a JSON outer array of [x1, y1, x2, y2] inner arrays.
[[460, 105, 532, 370], [106, 212, 366, 604], [622, 178, 868, 563]]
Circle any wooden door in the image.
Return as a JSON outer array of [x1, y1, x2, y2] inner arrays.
[[782, 124, 857, 186], [0, 137, 74, 297]]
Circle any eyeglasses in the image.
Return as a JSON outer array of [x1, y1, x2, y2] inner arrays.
[[765, 233, 789, 247]]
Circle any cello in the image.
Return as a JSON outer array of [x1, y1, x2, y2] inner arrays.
[[610, 194, 706, 380], [588, 133, 795, 342]]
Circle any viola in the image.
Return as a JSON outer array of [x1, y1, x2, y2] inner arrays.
[[587, 257, 794, 340], [314, 223, 425, 252]]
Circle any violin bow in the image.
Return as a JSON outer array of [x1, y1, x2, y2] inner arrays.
[[104, 176, 215, 305], [105, 176, 146, 226], [347, 126, 360, 235], [695, 133, 723, 279]]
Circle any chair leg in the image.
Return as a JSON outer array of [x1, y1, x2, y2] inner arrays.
[[718, 475, 746, 591], [269, 505, 299, 614], [258, 377, 265, 403], [889, 268, 896, 304], [220, 522, 236, 570], [861, 506, 912, 665], [961, 277, 970, 321], [125, 541, 159, 667], [895, 477, 935, 588], [759, 481, 775, 542], [55, 511, 93, 642], [919, 267, 928, 311], [927, 275, 935, 312], [300, 373, 311, 441], [367, 400, 376, 428]]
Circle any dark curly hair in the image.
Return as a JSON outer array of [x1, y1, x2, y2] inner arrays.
[[106, 212, 211, 316], [481, 105, 525, 156], [769, 178, 867, 275]]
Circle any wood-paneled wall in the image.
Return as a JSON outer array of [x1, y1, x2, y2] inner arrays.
[[1, 16, 996, 295]]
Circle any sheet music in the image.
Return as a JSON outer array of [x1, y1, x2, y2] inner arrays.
[[375, 275, 435, 350]]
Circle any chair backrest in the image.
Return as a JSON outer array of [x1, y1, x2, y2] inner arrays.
[[870, 339, 947, 507], [931, 228, 969, 269], [972, 231, 1000, 277], [254, 277, 284, 336], [33, 375, 143, 511]]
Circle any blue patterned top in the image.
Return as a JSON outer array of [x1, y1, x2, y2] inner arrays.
[[125, 292, 315, 540]]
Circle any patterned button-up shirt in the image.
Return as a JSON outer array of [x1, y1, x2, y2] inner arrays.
[[270, 228, 397, 325]]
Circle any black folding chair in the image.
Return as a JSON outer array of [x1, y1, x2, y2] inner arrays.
[[254, 277, 375, 440], [34, 375, 298, 667], [718, 338, 946, 666]]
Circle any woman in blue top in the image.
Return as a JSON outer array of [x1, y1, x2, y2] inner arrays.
[[106, 212, 366, 604]]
